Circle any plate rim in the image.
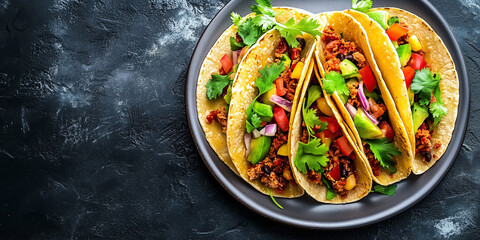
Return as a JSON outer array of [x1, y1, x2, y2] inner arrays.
[[185, 0, 470, 229]]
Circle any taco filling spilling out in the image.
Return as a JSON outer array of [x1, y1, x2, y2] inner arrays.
[[294, 78, 357, 199], [245, 37, 307, 194], [321, 26, 401, 177]]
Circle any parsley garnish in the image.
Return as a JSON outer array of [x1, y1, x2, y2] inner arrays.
[[266, 188, 283, 209], [231, 0, 321, 48], [364, 138, 401, 174], [430, 75, 447, 128], [387, 16, 400, 27], [410, 68, 440, 106], [206, 73, 232, 100], [371, 184, 397, 196], [322, 176, 337, 200], [245, 62, 285, 132], [294, 138, 329, 174], [323, 71, 350, 96], [352, 0, 373, 13]]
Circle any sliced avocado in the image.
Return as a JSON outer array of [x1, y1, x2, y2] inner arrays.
[[363, 85, 380, 102], [354, 108, 383, 139], [408, 88, 414, 106], [281, 53, 292, 69], [396, 44, 412, 67], [248, 136, 272, 164], [412, 103, 429, 131], [223, 84, 232, 105], [340, 59, 359, 78], [368, 10, 389, 30], [253, 101, 273, 118], [392, 41, 399, 49]]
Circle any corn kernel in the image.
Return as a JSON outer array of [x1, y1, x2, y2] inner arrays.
[[408, 35, 422, 51]]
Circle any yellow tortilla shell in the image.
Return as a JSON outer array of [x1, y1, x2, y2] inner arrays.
[[196, 8, 313, 175], [315, 12, 412, 185], [226, 23, 316, 198], [348, 8, 459, 174], [288, 57, 372, 203]]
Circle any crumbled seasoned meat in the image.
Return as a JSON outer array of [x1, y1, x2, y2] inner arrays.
[[368, 98, 387, 120], [275, 38, 288, 58], [307, 170, 321, 184], [247, 163, 263, 181], [347, 80, 360, 108], [352, 52, 367, 68], [322, 142, 355, 196], [300, 123, 309, 144], [206, 108, 228, 134], [416, 122, 432, 162], [364, 143, 380, 176], [321, 26, 341, 42], [268, 131, 288, 158], [283, 168, 293, 181], [261, 172, 287, 192], [325, 58, 341, 73], [434, 143, 441, 149]]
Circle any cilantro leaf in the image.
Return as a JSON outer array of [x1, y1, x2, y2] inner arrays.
[[410, 68, 440, 106], [364, 138, 401, 174], [250, 0, 276, 18], [303, 107, 321, 136], [231, 12, 243, 27], [230, 36, 246, 51], [321, 176, 337, 200], [387, 16, 399, 27], [430, 84, 447, 128], [306, 85, 322, 109], [237, 17, 264, 46], [206, 73, 231, 100], [274, 17, 322, 48], [371, 184, 397, 196], [352, 0, 373, 13], [294, 138, 329, 174], [323, 71, 350, 96], [245, 62, 285, 132]]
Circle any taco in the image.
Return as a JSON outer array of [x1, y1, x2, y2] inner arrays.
[[226, 23, 318, 197], [313, 12, 412, 186], [345, 8, 459, 174], [197, 1, 321, 175], [289, 56, 372, 203]]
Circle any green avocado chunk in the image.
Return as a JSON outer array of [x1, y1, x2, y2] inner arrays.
[[396, 44, 412, 67], [340, 59, 359, 79], [412, 103, 429, 132], [281, 53, 292, 69], [368, 10, 389, 30], [248, 136, 272, 164], [354, 108, 383, 139]]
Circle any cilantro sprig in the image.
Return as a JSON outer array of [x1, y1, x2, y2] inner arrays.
[[302, 86, 327, 138], [206, 73, 232, 100], [322, 176, 337, 200], [231, 0, 321, 48], [323, 71, 350, 97], [371, 184, 397, 196], [364, 138, 401, 174], [294, 138, 329, 174], [410, 69, 447, 128], [352, 0, 373, 13], [245, 62, 285, 132]]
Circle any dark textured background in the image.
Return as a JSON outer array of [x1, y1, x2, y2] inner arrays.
[[0, 0, 478, 239]]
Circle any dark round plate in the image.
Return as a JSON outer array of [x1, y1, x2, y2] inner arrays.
[[185, 0, 469, 229]]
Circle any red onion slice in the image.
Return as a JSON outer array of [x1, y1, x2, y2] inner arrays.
[[260, 124, 277, 137], [358, 81, 370, 111], [232, 50, 241, 66], [270, 95, 292, 112], [361, 107, 379, 125], [244, 133, 251, 157], [346, 103, 357, 119]]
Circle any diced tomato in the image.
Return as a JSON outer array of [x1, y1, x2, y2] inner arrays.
[[386, 23, 409, 41], [220, 54, 233, 73], [408, 53, 427, 70], [329, 164, 341, 181], [319, 116, 340, 133], [323, 129, 342, 138], [275, 77, 287, 96], [336, 136, 353, 156], [261, 121, 267, 127], [359, 65, 376, 92], [273, 106, 289, 132], [379, 121, 395, 140], [402, 66, 415, 89]]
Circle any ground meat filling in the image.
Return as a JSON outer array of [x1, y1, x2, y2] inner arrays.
[[363, 143, 380, 176], [416, 122, 433, 163], [247, 37, 305, 194], [206, 108, 228, 134]]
